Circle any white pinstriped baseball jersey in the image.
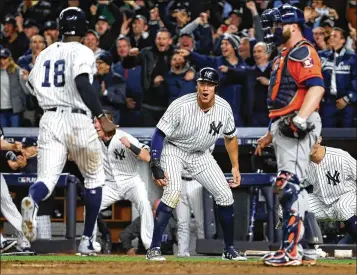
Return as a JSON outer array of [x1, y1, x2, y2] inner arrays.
[[157, 93, 236, 153], [105, 129, 150, 181], [306, 147, 357, 205], [26, 42, 96, 112]]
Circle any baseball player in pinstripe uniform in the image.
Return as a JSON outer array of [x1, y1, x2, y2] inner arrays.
[[0, 126, 33, 254], [146, 67, 247, 261], [307, 136, 357, 243], [176, 144, 215, 257], [91, 111, 154, 251], [20, 7, 117, 256]]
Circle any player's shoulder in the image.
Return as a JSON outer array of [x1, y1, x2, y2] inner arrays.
[[215, 95, 233, 112], [169, 93, 196, 110], [325, 146, 351, 158], [288, 40, 317, 62]]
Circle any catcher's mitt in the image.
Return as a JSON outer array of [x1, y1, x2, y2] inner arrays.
[[278, 114, 315, 139]]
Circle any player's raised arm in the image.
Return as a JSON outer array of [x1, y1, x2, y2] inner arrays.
[[120, 135, 151, 162]]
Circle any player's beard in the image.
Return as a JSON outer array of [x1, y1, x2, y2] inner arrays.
[[282, 27, 291, 44]]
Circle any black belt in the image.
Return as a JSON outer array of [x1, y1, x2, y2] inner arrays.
[[181, 176, 193, 181], [45, 107, 87, 115]]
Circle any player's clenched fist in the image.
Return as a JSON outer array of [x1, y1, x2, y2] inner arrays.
[[150, 159, 168, 187], [129, 48, 139, 56], [177, 49, 190, 57]]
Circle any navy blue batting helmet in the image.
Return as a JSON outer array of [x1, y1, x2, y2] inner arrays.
[[59, 7, 87, 37], [278, 4, 305, 26], [197, 67, 219, 85]]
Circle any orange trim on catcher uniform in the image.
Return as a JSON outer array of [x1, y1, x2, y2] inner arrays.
[[269, 43, 323, 118]]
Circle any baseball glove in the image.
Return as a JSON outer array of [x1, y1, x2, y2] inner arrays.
[[278, 114, 315, 139]]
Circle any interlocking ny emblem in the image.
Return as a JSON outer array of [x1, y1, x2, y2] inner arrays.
[[114, 148, 125, 160], [209, 121, 223, 136], [326, 170, 340, 186], [204, 71, 213, 79]]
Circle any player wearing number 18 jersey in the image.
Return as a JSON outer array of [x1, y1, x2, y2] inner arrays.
[[20, 7, 116, 256]]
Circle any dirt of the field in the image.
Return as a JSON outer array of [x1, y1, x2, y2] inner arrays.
[[1, 261, 356, 274]]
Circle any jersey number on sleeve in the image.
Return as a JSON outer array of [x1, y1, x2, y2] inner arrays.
[[41, 59, 66, 87]]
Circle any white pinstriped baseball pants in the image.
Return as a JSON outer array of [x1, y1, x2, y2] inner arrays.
[[0, 174, 30, 247], [37, 109, 104, 199], [176, 179, 204, 256], [309, 192, 357, 221], [92, 175, 153, 249], [160, 143, 234, 209]]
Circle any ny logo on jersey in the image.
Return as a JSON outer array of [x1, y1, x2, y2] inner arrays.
[[209, 121, 223, 136], [326, 170, 340, 186], [114, 148, 125, 160]]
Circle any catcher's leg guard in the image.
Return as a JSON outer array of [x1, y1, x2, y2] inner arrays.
[[265, 171, 304, 266]]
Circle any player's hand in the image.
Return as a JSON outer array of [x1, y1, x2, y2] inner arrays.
[[184, 70, 195, 81], [120, 136, 131, 148], [129, 48, 139, 56], [121, 15, 132, 36], [126, 98, 136, 109], [21, 69, 29, 81], [256, 76, 269, 86], [14, 141, 23, 152], [218, 65, 229, 73], [150, 159, 168, 187], [177, 48, 190, 57], [349, 23, 356, 41], [255, 132, 272, 156], [200, 12, 209, 25], [246, 0, 258, 16], [153, 75, 164, 86], [17, 155, 27, 169], [229, 167, 241, 188], [227, 24, 238, 34], [127, 247, 136, 256], [99, 115, 118, 133], [336, 98, 348, 110]]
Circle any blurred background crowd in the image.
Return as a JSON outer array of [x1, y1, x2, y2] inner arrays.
[[0, 0, 356, 128]]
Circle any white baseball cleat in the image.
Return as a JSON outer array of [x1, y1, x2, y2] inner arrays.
[[0, 240, 17, 253], [21, 197, 38, 242], [77, 236, 101, 256], [146, 247, 166, 261]]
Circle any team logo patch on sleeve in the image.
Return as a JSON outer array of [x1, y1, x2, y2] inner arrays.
[[303, 57, 314, 68]]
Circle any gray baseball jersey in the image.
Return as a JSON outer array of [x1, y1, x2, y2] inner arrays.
[[307, 146, 357, 221]]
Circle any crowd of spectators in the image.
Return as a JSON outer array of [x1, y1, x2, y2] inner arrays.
[[1, 0, 356, 128]]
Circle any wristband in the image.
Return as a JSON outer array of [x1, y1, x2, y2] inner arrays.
[[129, 143, 141, 156]]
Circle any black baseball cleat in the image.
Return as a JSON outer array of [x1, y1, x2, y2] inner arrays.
[[102, 234, 112, 254], [0, 240, 17, 253], [222, 246, 247, 261]]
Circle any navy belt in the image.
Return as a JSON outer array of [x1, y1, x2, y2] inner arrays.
[[182, 176, 193, 181], [45, 107, 87, 115]]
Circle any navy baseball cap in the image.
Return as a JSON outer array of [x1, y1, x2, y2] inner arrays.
[[4, 15, 16, 26], [44, 20, 58, 31], [0, 48, 11, 58], [134, 14, 147, 24], [23, 19, 38, 29], [21, 137, 37, 148], [179, 31, 195, 40], [97, 15, 108, 23], [97, 51, 113, 66], [229, 9, 243, 17]]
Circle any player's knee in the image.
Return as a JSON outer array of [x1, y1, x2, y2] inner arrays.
[[162, 190, 181, 208], [274, 171, 300, 209], [215, 190, 234, 206]]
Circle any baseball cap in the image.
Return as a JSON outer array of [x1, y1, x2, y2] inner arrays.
[[4, 15, 16, 26], [87, 29, 100, 40], [97, 51, 113, 66], [0, 48, 11, 58], [23, 19, 38, 29], [229, 9, 243, 17], [179, 31, 195, 40], [21, 137, 37, 148], [321, 19, 335, 28], [134, 14, 147, 24], [44, 21, 58, 31], [97, 15, 109, 23]]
